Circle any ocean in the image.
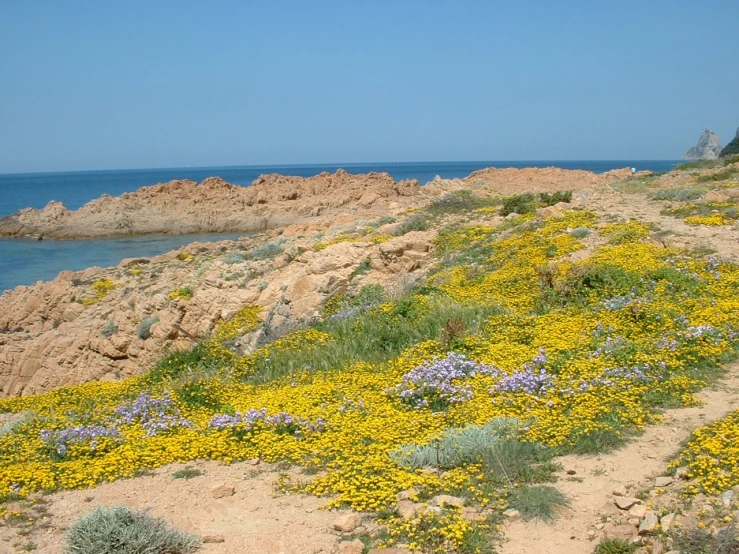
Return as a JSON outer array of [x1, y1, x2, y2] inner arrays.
[[0, 160, 679, 292]]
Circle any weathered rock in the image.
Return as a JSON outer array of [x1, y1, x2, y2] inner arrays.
[[332, 513, 361, 533], [720, 490, 734, 507], [396, 488, 418, 502], [629, 504, 647, 518], [675, 466, 690, 480], [659, 512, 676, 531], [614, 497, 642, 510], [430, 495, 465, 508], [612, 484, 628, 497], [396, 500, 422, 520], [337, 539, 364, 554], [202, 535, 226, 543], [602, 522, 636, 541], [503, 509, 521, 520], [211, 484, 235, 499], [638, 511, 659, 535], [654, 476, 674, 488]]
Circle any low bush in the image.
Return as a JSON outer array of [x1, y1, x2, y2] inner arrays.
[[136, 317, 158, 340], [506, 485, 569, 522], [393, 213, 430, 236], [248, 241, 284, 261], [593, 538, 636, 554], [64, 505, 199, 554]]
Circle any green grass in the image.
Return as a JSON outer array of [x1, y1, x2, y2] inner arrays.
[[172, 467, 204, 480], [506, 485, 569, 522], [593, 538, 636, 554], [671, 524, 739, 554], [393, 213, 430, 235], [651, 187, 705, 201]]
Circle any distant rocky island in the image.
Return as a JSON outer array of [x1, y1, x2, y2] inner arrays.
[[684, 128, 723, 160]]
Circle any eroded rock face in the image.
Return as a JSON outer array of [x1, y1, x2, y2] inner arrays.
[[0, 229, 435, 397], [0, 170, 421, 239], [684, 129, 723, 160]]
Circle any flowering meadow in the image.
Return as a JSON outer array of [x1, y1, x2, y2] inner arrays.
[[2, 208, 739, 552]]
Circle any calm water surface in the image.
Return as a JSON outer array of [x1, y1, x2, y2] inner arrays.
[[0, 160, 680, 292]]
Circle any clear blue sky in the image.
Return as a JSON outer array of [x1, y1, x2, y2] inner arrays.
[[1, 1, 737, 173]]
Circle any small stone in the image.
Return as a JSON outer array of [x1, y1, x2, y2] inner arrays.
[[337, 539, 364, 554], [612, 484, 628, 497], [675, 467, 690, 480], [614, 496, 642, 510], [396, 488, 418, 502], [202, 535, 225, 544], [660, 513, 676, 531], [603, 523, 635, 541], [587, 529, 597, 539], [247, 459, 260, 466], [333, 513, 361, 533], [720, 490, 734, 507], [566, 469, 577, 475], [652, 539, 665, 554], [638, 511, 659, 535], [629, 505, 647, 518], [396, 500, 421, 520], [503, 509, 521, 520], [595, 523, 605, 530], [211, 484, 235, 499], [655, 476, 675, 487], [430, 495, 465, 508]]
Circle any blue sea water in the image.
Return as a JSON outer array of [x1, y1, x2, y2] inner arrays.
[[0, 160, 680, 292]]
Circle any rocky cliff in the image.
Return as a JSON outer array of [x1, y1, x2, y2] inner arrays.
[[0, 170, 421, 239], [684, 129, 723, 160]]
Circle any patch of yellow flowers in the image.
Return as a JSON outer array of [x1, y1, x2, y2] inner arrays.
[[2, 209, 739, 552]]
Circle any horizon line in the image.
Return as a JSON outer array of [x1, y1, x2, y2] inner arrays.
[[0, 158, 683, 178]]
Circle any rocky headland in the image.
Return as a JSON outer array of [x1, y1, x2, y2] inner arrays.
[[684, 128, 723, 160]]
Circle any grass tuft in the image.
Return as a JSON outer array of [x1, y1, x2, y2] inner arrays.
[[506, 485, 569, 522]]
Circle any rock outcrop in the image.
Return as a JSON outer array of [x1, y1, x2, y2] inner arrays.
[[720, 127, 739, 158], [0, 227, 435, 397], [684, 129, 723, 160], [0, 170, 421, 239]]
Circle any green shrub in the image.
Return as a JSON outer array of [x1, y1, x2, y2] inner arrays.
[[538, 191, 572, 206], [136, 317, 158, 340], [506, 485, 569, 522], [720, 136, 739, 158], [223, 252, 246, 264], [172, 467, 203, 480], [100, 320, 118, 338], [391, 418, 522, 469], [570, 227, 591, 238], [64, 505, 199, 554], [0, 412, 34, 438], [593, 538, 637, 554], [248, 241, 284, 261], [671, 524, 739, 554], [425, 190, 501, 216], [652, 187, 705, 201], [393, 213, 430, 236], [501, 193, 537, 216]]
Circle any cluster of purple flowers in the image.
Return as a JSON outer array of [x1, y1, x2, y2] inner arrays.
[[113, 391, 192, 437], [393, 352, 499, 410], [208, 408, 326, 438], [591, 335, 629, 358], [600, 291, 649, 311], [493, 350, 554, 397], [40, 424, 121, 457]]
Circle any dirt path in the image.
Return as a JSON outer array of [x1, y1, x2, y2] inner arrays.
[[500, 361, 739, 554], [0, 461, 346, 554]]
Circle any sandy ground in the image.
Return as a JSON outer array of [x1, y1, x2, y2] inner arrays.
[[0, 462, 344, 554]]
